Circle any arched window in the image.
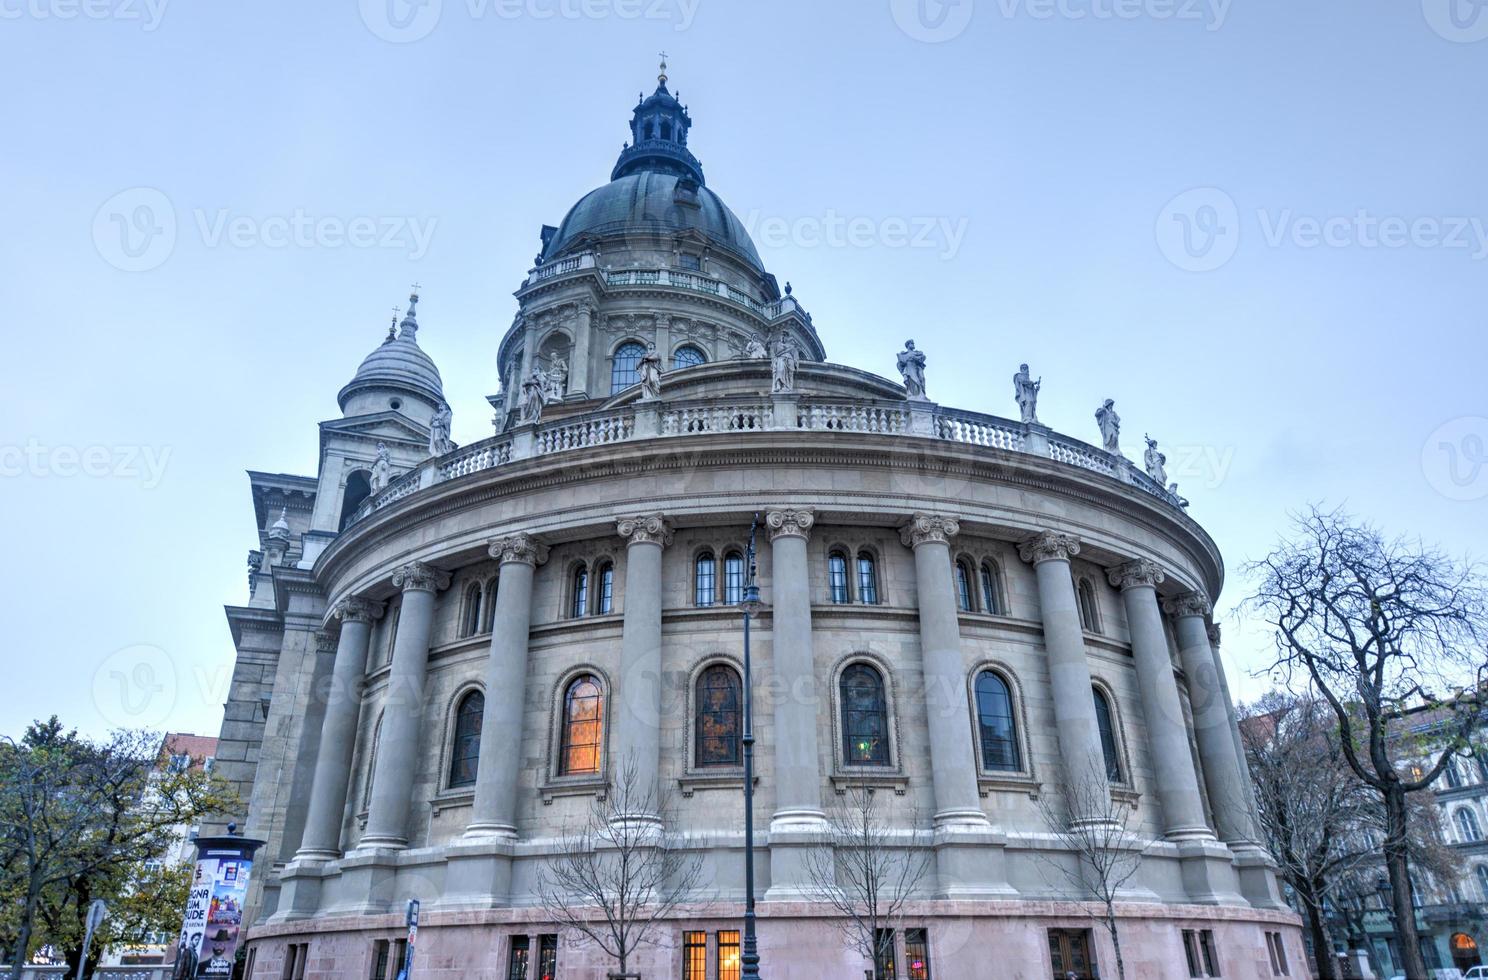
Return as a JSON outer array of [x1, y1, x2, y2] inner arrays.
[[1457, 807, 1484, 843], [828, 551, 851, 604], [611, 342, 646, 393], [723, 551, 746, 605], [481, 577, 499, 632], [857, 552, 880, 605], [338, 470, 372, 531], [694, 552, 717, 607], [975, 671, 1021, 772], [673, 345, 707, 370], [559, 675, 604, 775], [383, 601, 401, 666], [980, 562, 1004, 615], [1446, 759, 1463, 789], [571, 565, 589, 619], [955, 560, 975, 612], [840, 663, 890, 767], [695, 664, 742, 767], [1077, 578, 1101, 633], [461, 583, 483, 637], [595, 561, 615, 615], [448, 691, 484, 788], [1092, 688, 1122, 782], [363, 712, 383, 807], [1476, 865, 1488, 901]]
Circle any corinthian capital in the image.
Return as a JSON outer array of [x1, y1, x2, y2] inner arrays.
[[766, 509, 815, 542], [617, 514, 673, 548], [1017, 530, 1081, 565], [899, 513, 960, 548], [333, 596, 386, 624], [1106, 559, 1166, 592], [488, 533, 550, 567], [1163, 590, 1213, 619], [391, 561, 451, 594]]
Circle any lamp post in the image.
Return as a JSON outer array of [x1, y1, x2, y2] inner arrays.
[[738, 513, 767, 980]]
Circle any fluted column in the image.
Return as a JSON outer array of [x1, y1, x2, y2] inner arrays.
[[1107, 561, 1213, 841], [465, 534, 549, 838], [901, 514, 990, 830], [358, 561, 450, 849], [296, 597, 384, 860], [614, 514, 672, 821], [764, 509, 825, 830], [1019, 531, 1109, 822], [1167, 592, 1253, 845]]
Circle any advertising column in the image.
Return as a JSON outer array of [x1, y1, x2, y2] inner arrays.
[[172, 825, 265, 979]]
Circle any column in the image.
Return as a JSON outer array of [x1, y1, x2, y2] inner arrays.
[[296, 597, 384, 860], [1018, 531, 1109, 823], [358, 561, 450, 849], [1106, 560, 1213, 841], [568, 302, 594, 398], [764, 509, 825, 830], [1208, 624, 1261, 839], [614, 514, 671, 822], [465, 534, 549, 837], [899, 514, 990, 830]]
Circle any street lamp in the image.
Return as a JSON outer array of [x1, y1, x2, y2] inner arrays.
[[738, 513, 767, 980]]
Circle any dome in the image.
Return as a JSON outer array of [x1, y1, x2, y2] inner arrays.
[[540, 170, 764, 273], [338, 299, 444, 411]]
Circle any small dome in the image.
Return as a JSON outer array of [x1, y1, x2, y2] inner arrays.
[[338, 298, 444, 411]]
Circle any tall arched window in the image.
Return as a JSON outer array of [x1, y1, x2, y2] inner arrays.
[[955, 560, 975, 612], [461, 583, 483, 637], [828, 551, 851, 604], [1446, 759, 1463, 789], [596, 561, 615, 615], [724, 551, 746, 605], [338, 470, 372, 531], [481, 577, 499, 632], [980, 562, 1004, 615], [571, 565, 589, 619], [975, 671, 1021, 772], [841, 663, 890, 767], [448, 691, 484, 788], [695, 664, 742, 767], [611, 342, 646, 393], [1077, 578, 1101, 632], [1092, 688, 1122, 782], [694, 552, 717, 607], [1476, 865, 1488, 901], [1457, 807, 1484, 843], [857, 552, 880, 605], [559, 675, 604, 775], [673, 345, 707, 370]]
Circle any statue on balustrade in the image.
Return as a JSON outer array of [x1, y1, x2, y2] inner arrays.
[[1014, 363, 1041, 424], [429, 403, 454, 456], [1144, 435, 1168, 485], [1096, 398, 1122, 454], [772, 333, 799, 393], [743, 336, 768, 360], [898, 339, 928, 399], [544, 353, 569, 400], [638, 342, 664, 400], [370, 442, 393, 492], [521, 367, 548, 423]]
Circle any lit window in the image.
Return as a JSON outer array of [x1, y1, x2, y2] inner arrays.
[[673, 345, 707, 370], [448, 690, 484, 788], [1093, 688, 1122, 782], [724, 551, 746, 605], [717, 930, 741, 980], [611, 341, 646, 393], [506, 936, 529, 980], [828, 551, 850, 604], [975, 671, 1021, 772], [559, 675, 603, 775], [874, 928, 898, 980], [841, 663, 890, 767], [695, 553, 717, 607], [905, 928, 931, 980], [695, 664, 742, 767], [857, 552, 880, 605], [683, 932, 706, 980], [537, 934, 557, 980]]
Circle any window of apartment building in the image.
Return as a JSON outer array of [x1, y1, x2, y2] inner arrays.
[[506, 935, 529, 980], [905, 928, 932, 980], [1264, 931, 1290, 976], [717, 930, 741, 980], [1183, 929, 1220, 977], [537, 934, 558, 980], [683, 931, 707, 980], [875, 928, 898, 979]]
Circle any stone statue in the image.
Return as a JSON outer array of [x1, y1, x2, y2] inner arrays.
[[1168, 482, 1190, 509], [744, 336, 768, 360], [521, 367, 547, 423], [1144, 434, 1168, 485], [544, 353, 569, 401], [771, 334, 799, 393], [429, 402, 453, 456], [638, 342, 664, 400], [1095, 399, 1121, 454], [897, 339, 927, 400], [369, 442, 392, 492], [1013, 363, 1041, 424]]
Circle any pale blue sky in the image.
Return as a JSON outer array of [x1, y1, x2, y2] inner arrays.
[[2, 0, 1485, 739]]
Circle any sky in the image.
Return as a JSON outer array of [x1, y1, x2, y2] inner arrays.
[[1, 0, 1485, 741]]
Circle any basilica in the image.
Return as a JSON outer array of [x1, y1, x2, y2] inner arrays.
[[215, 66, 1302, 979]]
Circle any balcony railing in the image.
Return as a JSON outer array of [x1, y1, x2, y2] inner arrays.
[[523, 251, 798, 322]]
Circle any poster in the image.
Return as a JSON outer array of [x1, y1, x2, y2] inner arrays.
[[171, 833, 262, 980]]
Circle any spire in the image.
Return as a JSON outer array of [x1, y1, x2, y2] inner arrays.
[[269, 507, 290, 541], [399, 285, 421, 342], [658, 50, 668, 87], [612, 61, 704, 185], [384, 307, 399, 344]]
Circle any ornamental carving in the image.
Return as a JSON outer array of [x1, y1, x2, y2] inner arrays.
[[617, 514, 673, 548], [488, 533, 551, 567], [1106, 559, 1166, 592], [391, 561, 451, 594], [899, 513, 960, 548], [1207, 623, 1223, 647], [765, 509, 815, 542], [333, 596, 386, 624], [315, 631, 339, 655], [1163, 591, 1213, 619], [1017, 531, 1081, 565]]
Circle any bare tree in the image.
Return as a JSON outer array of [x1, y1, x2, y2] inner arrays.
[[1246, 505, 1488, 980], [533, 756, 706, 978], [1035, 760, 1146, 980], [801, 780, 930, 980]]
